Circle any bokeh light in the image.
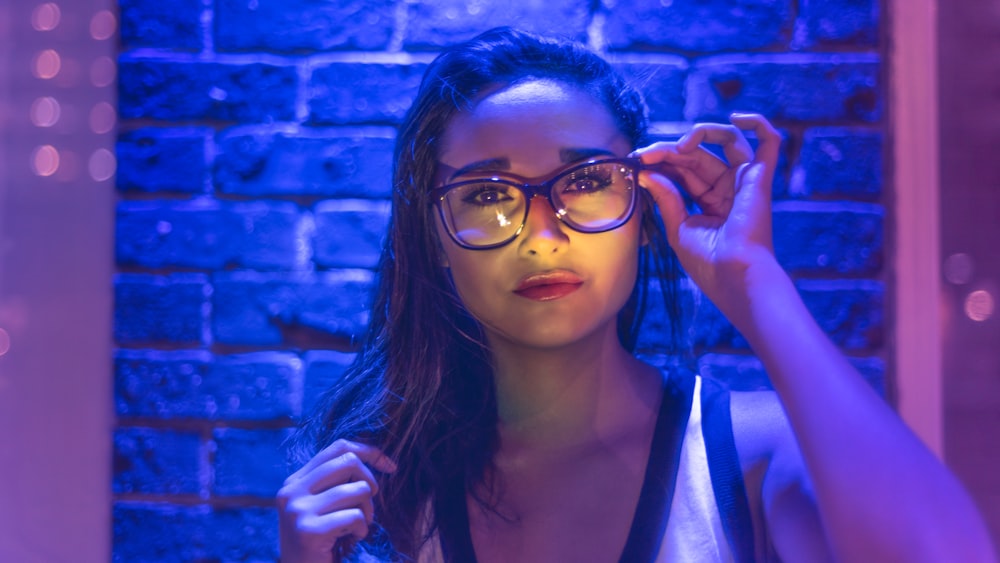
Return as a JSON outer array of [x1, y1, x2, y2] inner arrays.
[[943, 252, 975, 285], [31, 3, 61, 32], [88, 148, 116, 182], [90, 10, 116, 40], [30, 96, 61, 127], [964, 290, 995, 322], [32, 49, 61, 79], [0, 328, 10, 357], [89, 101, 115, 134], [31, 145, 60, 176], [90, 56, 115, 87]]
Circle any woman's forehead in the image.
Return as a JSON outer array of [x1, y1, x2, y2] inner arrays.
[[438, 79, 627, 172], [458, 79, 607, 126]]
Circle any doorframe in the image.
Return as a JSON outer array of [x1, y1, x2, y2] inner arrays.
[[889, 0, 943, 457]]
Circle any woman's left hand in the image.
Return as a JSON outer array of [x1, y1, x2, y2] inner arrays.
[[633, 112, 783, 325]]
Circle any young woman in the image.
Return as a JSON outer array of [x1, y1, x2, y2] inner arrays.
[[278, 28, 995, 562]]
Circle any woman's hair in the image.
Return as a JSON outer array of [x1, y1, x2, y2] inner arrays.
[[292, 27, 682, 560]]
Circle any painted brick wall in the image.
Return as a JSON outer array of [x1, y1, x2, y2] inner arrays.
[[113, 1, 884, 560]]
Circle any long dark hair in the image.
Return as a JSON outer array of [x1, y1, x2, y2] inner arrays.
[[292, 27, 682, 560]]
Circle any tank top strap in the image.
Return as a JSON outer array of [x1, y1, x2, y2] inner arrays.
[[617, 367, 696, 562], [699, 375, 756, 562], [435, 371, 696, 563]]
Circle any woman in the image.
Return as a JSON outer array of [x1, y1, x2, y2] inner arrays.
[[278, 28, 995, 562]]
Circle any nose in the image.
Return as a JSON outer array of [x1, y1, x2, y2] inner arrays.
[[518, 195, 569, 256]]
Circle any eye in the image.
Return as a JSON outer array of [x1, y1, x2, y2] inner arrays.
[[460, 183, 515, 206], [561, 167, 614, 193]]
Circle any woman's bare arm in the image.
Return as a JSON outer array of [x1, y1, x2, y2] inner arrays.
[[637, 113, 996, 562]]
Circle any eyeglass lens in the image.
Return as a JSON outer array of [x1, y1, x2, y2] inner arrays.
[[438, 160, 636, 248]]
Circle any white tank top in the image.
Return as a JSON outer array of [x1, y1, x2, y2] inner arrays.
[[415, 371, 755, 562]]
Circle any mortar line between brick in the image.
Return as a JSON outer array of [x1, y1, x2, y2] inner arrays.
[[294, 64, 311, 124], [388, 0, 408, 52], [200, 0, 215, 55], [587, 11, 607, 54]]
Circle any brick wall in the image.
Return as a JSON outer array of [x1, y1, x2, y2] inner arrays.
[[113, 0, 884, 559]]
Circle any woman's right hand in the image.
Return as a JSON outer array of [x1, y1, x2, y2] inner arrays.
[[278, 439, 398, 563]]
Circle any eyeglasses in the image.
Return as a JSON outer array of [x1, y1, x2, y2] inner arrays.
[[430, 158, 641, 250]]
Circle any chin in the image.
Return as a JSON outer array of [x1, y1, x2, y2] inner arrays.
[[489, 320, 617, 351]]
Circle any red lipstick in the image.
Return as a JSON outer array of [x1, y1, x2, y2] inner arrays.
[[513, 271, 584, 301]]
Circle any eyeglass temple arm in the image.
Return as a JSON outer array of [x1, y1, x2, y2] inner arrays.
[[638, 160, 687, 187]]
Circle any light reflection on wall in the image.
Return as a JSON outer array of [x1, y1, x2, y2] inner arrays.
[[0, 328, 9, 358], [90, 100, 115, 133], [3, 0, 118, 361], [0, 0, 118, 560], [944, 252, 996, 322], [30, 144, 60, 177], [30, 96, 60, 126], [30, 3, 61, 32], [89, 10, 115, 40], [89, 147, 115, 182], [24, 3, 118, 184], [943, 252, 975, 285], [964, 290, 995, 322]]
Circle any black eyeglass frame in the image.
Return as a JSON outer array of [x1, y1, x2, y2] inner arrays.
[[429, 157, 644, 250]]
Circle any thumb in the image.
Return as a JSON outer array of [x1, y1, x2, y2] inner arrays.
[[640, 170, 688, 245]]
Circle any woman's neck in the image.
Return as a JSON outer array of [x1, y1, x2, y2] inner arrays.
[[486, 322, 661, 453]]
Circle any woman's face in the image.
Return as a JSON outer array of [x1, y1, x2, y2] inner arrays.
[[435, 79, 643, 350]]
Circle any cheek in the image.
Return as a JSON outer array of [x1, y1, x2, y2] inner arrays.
[[604, 221, 644, 296], [433, 215, 451, 267], [436, 221, 496, 309]]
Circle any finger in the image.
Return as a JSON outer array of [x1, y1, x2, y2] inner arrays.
[[311, 479, 377, 524], [302, 508, 370, 542], [729, 112, 781, 168], [288, 440, 397, 484], [676, 122, 754, 166], [637, 155, 735, 218], [728, 112, 782, 219], [639, 170, 688, 246], [306, 451, 382, 497], [724, 114, 779, 249], [635, 143, 728, 200], [730, 161, 774, 250], [631, 140, 677, 160], [282, 479, 376, 533]]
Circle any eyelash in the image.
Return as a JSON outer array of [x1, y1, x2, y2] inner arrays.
[[561, 169, 614, 193], [461, 185, 514, 206]]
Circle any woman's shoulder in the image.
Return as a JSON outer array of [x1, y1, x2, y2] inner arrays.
[[728, 387, 794, 466], [654, 363, 792, 457], [729, 386, 822, 538]]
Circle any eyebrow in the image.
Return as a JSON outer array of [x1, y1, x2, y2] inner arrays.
[[446, 148, 616, 180], [448, 158, 510, 179], [560, 147, 615, 162]]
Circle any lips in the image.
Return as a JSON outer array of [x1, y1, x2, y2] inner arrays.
[[513, 270, 584, 301]]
